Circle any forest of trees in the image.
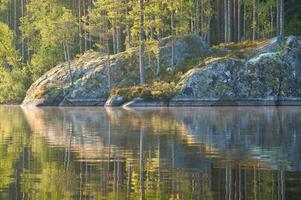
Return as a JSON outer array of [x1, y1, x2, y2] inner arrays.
[[0, 0, 300, 103]]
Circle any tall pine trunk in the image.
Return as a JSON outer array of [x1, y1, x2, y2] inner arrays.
[[227, 0, 232, 42], [78, 0, 82, 53], [139, 0, 145, 85], [171, 1, 175, 70], [237, 0, 241, 41], [196, 0, 200, 35], [279, 0, 284, 36], [243, 4, 246, 40], [63, 41, 74, 86], [107, 40, 111, 91], [252, 0, 256, 41]]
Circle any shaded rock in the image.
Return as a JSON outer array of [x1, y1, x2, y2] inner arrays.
[[159, 34, 211, 69], [176, 58, 246, 99], [286, 35, 299, 48], [255, 37, 285, 55]]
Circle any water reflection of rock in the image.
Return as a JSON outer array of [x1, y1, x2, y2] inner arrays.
[[171, 107, 301, 170], [22, 106, 301, 170]]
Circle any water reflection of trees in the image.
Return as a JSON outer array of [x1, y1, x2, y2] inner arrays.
[[0, 106, 300, 199]]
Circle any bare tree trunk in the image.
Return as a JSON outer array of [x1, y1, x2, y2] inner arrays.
[[171, 1, 175, 70], [139, 0, 145, 85], [156, 38, 161, 76], [216, 0, 221, 43], [207, 17, 211, 44], [243, 4, 246, 40], [107, 41, 111, 91], [78, 0, 82, 53], [237, 0, 241, 41], [201, 0, 204, 38], [279, 0, 284, 36], [224, 0, 228, 42], [21, 0, 25, 58], [112, 27, 117, 54], [277, 0, 280, 35], [126, 24, 132, 49], [63, 42, 74, 86], [234, 0, 237, 41], [270, 6, 274, 37], [228, 0, 231, 42], [196, 0, 200, 35], [83, 1, 88, 51], [252, 0, 256, 41], [116, 26, 121, 53]]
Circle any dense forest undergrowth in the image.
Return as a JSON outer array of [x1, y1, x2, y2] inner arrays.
[[0, 0, 300, 104]]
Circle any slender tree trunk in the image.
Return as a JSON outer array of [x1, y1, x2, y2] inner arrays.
[[171, 1, 175, 70], [112, 26, 117, 54], [224, 0, 228, 42], [237, 0, 241, 41], [207, 17, 211, 44], [116, 26, 121, 53], [139, 0, 145, 85], [279, 0, 284, 36], [234, 0, 237, 41], [107, 40, 111, 91], [243, 4, 246, 40], [126, 24, 132, 49], [252, 0, 256, 41], [228, 0, 231, 41], [78, 0, 82, 53], [21, 0, 25, 58], [277, 0, 280, 35], [63, 42, 74, 86], [216, 0, 221, 43], [201, 0, 204, 38], [196, 0, 200, 35], [270, 6, 274, 37], [13, 0, 17, 45], [156, 38, 161, 76], [83, 1, 88, 51]]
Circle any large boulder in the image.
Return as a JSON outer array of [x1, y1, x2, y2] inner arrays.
[[175, 58, 246, 99], [22, 34, 211, 106], [22, 51, 138, 106], [174, 36, 301, 105]]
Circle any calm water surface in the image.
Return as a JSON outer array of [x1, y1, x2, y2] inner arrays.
[[0, 106, 301, 200]]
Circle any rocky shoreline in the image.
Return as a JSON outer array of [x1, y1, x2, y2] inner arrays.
[[124, 98, 301, 107], [20, 97, 301, 107]]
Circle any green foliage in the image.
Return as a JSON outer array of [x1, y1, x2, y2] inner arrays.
[[0, 22, 30, 104], [0, 67, 31, 104], [111, 81, 178, 101], [20, 0, 77, 81], [0, 22, 19, 69]]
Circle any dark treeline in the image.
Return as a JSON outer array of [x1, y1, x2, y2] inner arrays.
[[0, 0, 300, 103]]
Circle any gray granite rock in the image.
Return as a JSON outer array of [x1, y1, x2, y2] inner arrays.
[[22, 34, 210, 106], [175, 36, 301, 103]]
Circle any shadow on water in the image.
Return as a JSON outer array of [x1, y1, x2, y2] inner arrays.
[[0, 106, 300, 199]]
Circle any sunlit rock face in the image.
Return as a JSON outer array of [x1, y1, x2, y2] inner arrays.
[[22, 35, 210, 106], [175, 36, 301, 105]]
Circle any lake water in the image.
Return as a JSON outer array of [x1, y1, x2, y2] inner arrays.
[[0, 106, 301, 200]]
